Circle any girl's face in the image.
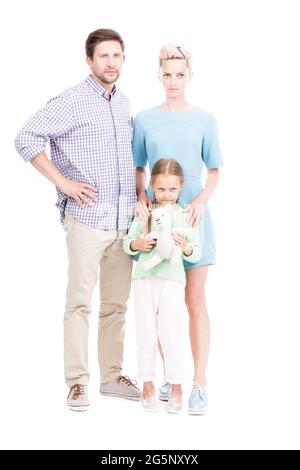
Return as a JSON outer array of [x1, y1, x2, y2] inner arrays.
[[159, 59, 191, 99], [151, 174, 182, 205]]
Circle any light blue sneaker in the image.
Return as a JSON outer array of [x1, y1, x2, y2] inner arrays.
[[188, 383, 208, 415], [158, 380, 171, 401]]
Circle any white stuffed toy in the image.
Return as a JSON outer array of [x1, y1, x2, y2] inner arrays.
[[143, 204, 183, 271]]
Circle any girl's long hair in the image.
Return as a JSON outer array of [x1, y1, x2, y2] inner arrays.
[[150, 158, 184, 185]]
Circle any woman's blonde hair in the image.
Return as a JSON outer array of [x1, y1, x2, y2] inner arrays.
[[150, 158, 184, 185], [159, 43, 192, 71]]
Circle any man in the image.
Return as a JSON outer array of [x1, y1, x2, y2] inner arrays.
[[15, 28, 140, 411]]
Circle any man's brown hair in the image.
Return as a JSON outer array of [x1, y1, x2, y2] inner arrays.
[[85, 28, 125, 59]]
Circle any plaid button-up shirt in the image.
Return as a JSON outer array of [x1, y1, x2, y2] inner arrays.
[[15, 75, 136, 230]]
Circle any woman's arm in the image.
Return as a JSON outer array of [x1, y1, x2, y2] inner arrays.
[[136, 167, 148, 202], [196, 168, 220, 205], [187, 168, 220, 226], [135, 167, 153, 219]]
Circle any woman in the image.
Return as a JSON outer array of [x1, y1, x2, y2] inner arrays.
[[133, 44, 223, 415]]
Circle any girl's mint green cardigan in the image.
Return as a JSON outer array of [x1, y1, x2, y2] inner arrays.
[[123, 206, 202, 286]]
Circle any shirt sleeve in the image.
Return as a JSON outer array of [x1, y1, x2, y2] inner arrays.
[[181, 212, 202, 263], [123, 217, 147, 256], [15, 95, 75, 162], [132, 114, 148, 168], [182, 227, 202, 263], [201, 115, 224, 169]]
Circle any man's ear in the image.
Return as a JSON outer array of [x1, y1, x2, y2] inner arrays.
[[86, 56, 92, 69]]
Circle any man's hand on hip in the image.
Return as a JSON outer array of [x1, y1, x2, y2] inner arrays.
[[59, 178, 98, 208]]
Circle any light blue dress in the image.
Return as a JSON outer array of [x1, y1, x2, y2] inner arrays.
[[133, 106, 223, 268]]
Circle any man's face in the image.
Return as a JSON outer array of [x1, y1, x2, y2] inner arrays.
[[87, 40, 125, 87]]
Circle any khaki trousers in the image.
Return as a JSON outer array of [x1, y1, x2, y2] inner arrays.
[[63, 213, 133, 387]]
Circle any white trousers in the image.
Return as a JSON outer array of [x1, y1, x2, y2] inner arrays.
[[133, 278, 185, 384]]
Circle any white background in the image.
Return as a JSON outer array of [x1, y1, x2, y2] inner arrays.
[[1, 0, 300, 450]]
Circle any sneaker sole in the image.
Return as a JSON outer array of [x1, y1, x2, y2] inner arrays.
[[166, 408, 182, 414], [159, 394, 171, 401], [68, 405, 90, 412], [188, 408, 208, 416], [142, 405, 160, 413], [100, 391, 140, 401]]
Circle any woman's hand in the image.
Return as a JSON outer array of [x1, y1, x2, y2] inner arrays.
[[184, 201, 205, 226], [130, 236, 156, 252], [135, 191, 153, 221], [59, 177, 98, 208], [172, 233, 193, 256]]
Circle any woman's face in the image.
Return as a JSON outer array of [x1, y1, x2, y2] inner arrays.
[[159, 59, 191, 99]]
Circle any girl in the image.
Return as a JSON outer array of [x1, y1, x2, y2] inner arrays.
[[123, 159, 201, 413], [133, 44, 223, 415]]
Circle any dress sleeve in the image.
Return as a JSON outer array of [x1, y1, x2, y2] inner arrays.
[[201, 115, 224, 169], [132, 114, 148, 168]]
